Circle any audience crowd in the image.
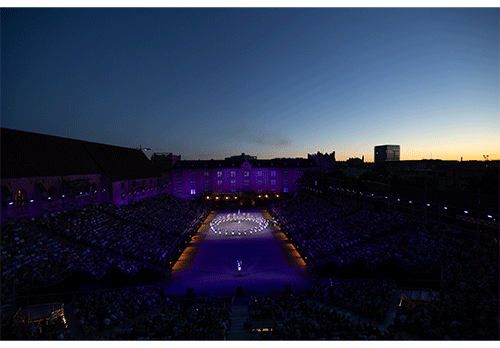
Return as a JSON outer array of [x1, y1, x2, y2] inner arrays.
[[1, 194, 209, 330], [311, 278, 396, 323], [72, 286, 167, 336], [248, 294, 397, 340], [394, 227, 499, 340], [270, 191, 499, 340], [271, 193, 451, 275], [2, 190, 498, 340], [111, 297, 232, 340]]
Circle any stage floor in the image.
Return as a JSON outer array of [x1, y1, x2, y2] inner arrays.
[[162, 210, 313, 298]]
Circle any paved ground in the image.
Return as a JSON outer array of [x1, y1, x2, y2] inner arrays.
[[163, 210, 313, 298]]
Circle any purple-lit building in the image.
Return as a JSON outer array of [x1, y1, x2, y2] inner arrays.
[[170, 152, 335, 200], [1, 128, 163, 224]]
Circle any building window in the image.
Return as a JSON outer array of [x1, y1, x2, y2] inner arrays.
[[257, 179, 263, 185], [284, 170, 288, 176], [297, 170, 302, 176], [244, 180, 250, 186], [190, 172, 195, 177], [231, 189, 236, 193], [231, 180, 236, 186], [258, 189, 262, 193], [176, 172, 182, 177], [271, 179, 276, 185], [217, 180, 223, 186], [257, 171, 262, 176], [15, 190, 25, 208], [177, 189, 182, 195], [121, 182, 125, 189], [244, 171, 250, 177], [218, 190, 222, 194], [204, 180, 209, 187], [231, 171, 236, 177], [121, 193, 125, 200], [284, 179, 288, 185], [271, 170, 276, 177], [191, 189, 196, 195], [191, 180, 196, 186], [217, 171, 222, 177], [204, 188, 209, 193], [177, 180, 182, 186], [283, 187, 289, 193], [204, 172, 209, 177]]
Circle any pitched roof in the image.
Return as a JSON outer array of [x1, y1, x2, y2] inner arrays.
[[1, 128, 104, 178], [83, 141, 161, 181], [1, 128, 161, 181]]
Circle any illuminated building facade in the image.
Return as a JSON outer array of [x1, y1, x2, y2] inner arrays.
[[170, 152, 335, 200]]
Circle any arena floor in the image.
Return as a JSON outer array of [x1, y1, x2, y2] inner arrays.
[[162, 210, 314, 298]]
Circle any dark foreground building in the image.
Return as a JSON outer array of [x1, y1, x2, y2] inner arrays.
[[1, 128, 164, 224]]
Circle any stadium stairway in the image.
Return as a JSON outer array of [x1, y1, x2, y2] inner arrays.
[[227, 304, 251, 340], [64, 303, 85, 340], [379, 291, 401, 331]]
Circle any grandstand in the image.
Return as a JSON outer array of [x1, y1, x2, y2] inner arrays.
[[1, 129, 498, 340]]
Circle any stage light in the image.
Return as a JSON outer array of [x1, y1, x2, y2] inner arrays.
[[9, 202, 13, 205], [409, 201, 412, 203], [427, 204, 430, 206], [444, 207, 448, 210], [464, 211, 468, 214], [397, 199, 400, 201], [30, 199, 34, 203], [487, 215, 493, 218]]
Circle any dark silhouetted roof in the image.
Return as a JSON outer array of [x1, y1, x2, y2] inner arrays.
[[1, 128, 161, 181]]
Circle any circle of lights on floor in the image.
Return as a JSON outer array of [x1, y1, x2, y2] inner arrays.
[[209, 210, 269, 237]]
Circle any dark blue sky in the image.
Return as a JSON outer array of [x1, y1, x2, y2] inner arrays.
[[2, 8, 498, 161]]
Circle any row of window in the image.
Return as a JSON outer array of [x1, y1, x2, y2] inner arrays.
[[178, 170, 300, 178], [120, 179, 154, 189], [177, 179, 291, 187], [176, 187, 289, 195]]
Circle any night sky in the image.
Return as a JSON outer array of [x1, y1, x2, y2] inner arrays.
[[2, 8, 498, 161]]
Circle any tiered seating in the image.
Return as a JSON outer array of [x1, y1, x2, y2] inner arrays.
[[312, 278, 396, 322], [111, 297, 232, 340], [271, 192, 499, 340], [72, 286, 167, 336], [2, 194, 209, 296], [248, 294, 395, 340]]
